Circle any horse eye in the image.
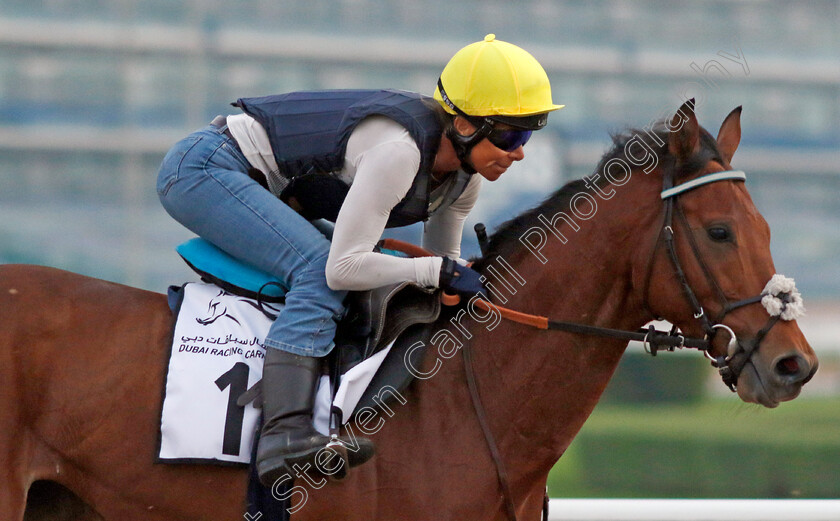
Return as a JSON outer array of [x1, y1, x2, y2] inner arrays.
[[707, 226, 731, 242]]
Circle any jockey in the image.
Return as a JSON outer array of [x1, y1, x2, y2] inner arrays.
[[156, 33, 563, 487]]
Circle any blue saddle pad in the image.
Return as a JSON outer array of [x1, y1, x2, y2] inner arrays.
[[176, 238, 288, 302]]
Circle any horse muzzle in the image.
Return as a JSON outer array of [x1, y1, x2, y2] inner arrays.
[[731, 338, 818, 408]]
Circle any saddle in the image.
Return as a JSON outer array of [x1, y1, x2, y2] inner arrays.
[[335, 280, 439, 367], [176, 237, 440, 411]]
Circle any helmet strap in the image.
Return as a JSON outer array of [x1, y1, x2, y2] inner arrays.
[[445, 119, 493, 175]]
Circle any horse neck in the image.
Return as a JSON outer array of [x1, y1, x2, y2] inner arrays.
[[461, 180, 658, 476]]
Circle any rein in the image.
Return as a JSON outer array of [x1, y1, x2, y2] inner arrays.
[[469, 299, 710, 351]]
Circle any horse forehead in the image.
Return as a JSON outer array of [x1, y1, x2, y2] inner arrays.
[[677, 181, 745, 215], [726, 182, 768, 231]]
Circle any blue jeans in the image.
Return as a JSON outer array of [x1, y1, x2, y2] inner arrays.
[[156, 122, 346, 356]]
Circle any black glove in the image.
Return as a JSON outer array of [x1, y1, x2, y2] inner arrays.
[[439, 257, 485, 299]]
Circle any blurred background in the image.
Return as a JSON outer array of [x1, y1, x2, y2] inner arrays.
[[0, 0, 837, 499]]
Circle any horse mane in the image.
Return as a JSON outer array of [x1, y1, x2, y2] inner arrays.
[[473, 119, 724, 268]]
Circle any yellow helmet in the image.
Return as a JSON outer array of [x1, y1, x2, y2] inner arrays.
[[434, 34, 564, 131]]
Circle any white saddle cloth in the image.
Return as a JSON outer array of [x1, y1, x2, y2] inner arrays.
[[158, 282, 391, 464]]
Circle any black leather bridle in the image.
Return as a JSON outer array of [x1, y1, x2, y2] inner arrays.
[[647, 168, 802, 391], [466, 168, 803, 393]]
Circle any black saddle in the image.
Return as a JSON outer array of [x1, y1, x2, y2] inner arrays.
[[335, 281, 440, 370]]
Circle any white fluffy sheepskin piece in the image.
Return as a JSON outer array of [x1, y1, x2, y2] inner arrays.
[[760, 274, 805, 321]]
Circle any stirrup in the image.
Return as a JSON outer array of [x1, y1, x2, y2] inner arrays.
[[325, 435, 349, 481]]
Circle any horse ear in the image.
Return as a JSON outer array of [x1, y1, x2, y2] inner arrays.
[[667, 99, 700, 164], [716, 106, 742, 165]]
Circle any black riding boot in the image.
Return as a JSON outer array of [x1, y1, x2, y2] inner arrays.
[[256, 348, 375, 487]]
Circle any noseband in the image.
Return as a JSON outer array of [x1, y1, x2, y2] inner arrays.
[[651, 169, 805, 391]]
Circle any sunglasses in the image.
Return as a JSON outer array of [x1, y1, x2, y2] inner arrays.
[[486, 128, 532, 152]]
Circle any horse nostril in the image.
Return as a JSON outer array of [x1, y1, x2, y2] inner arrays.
[[775, 356, 800, 376], [774, 354, 812, 384]]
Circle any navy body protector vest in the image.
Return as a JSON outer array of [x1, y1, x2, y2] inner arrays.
[[234, 89, 472, 228]]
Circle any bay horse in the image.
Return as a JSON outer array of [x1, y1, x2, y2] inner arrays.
[[1, 102, 817, 520]]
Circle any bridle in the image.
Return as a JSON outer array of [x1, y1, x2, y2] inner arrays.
[[437, 167, 803, 391], [646, 167, 804, 391]]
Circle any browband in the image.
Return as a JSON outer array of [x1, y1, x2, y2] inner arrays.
[[661, 170, 746, 199]]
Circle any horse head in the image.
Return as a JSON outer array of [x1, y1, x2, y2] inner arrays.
[[631, 100, 818, 407], [196, 289, 242, 326]]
